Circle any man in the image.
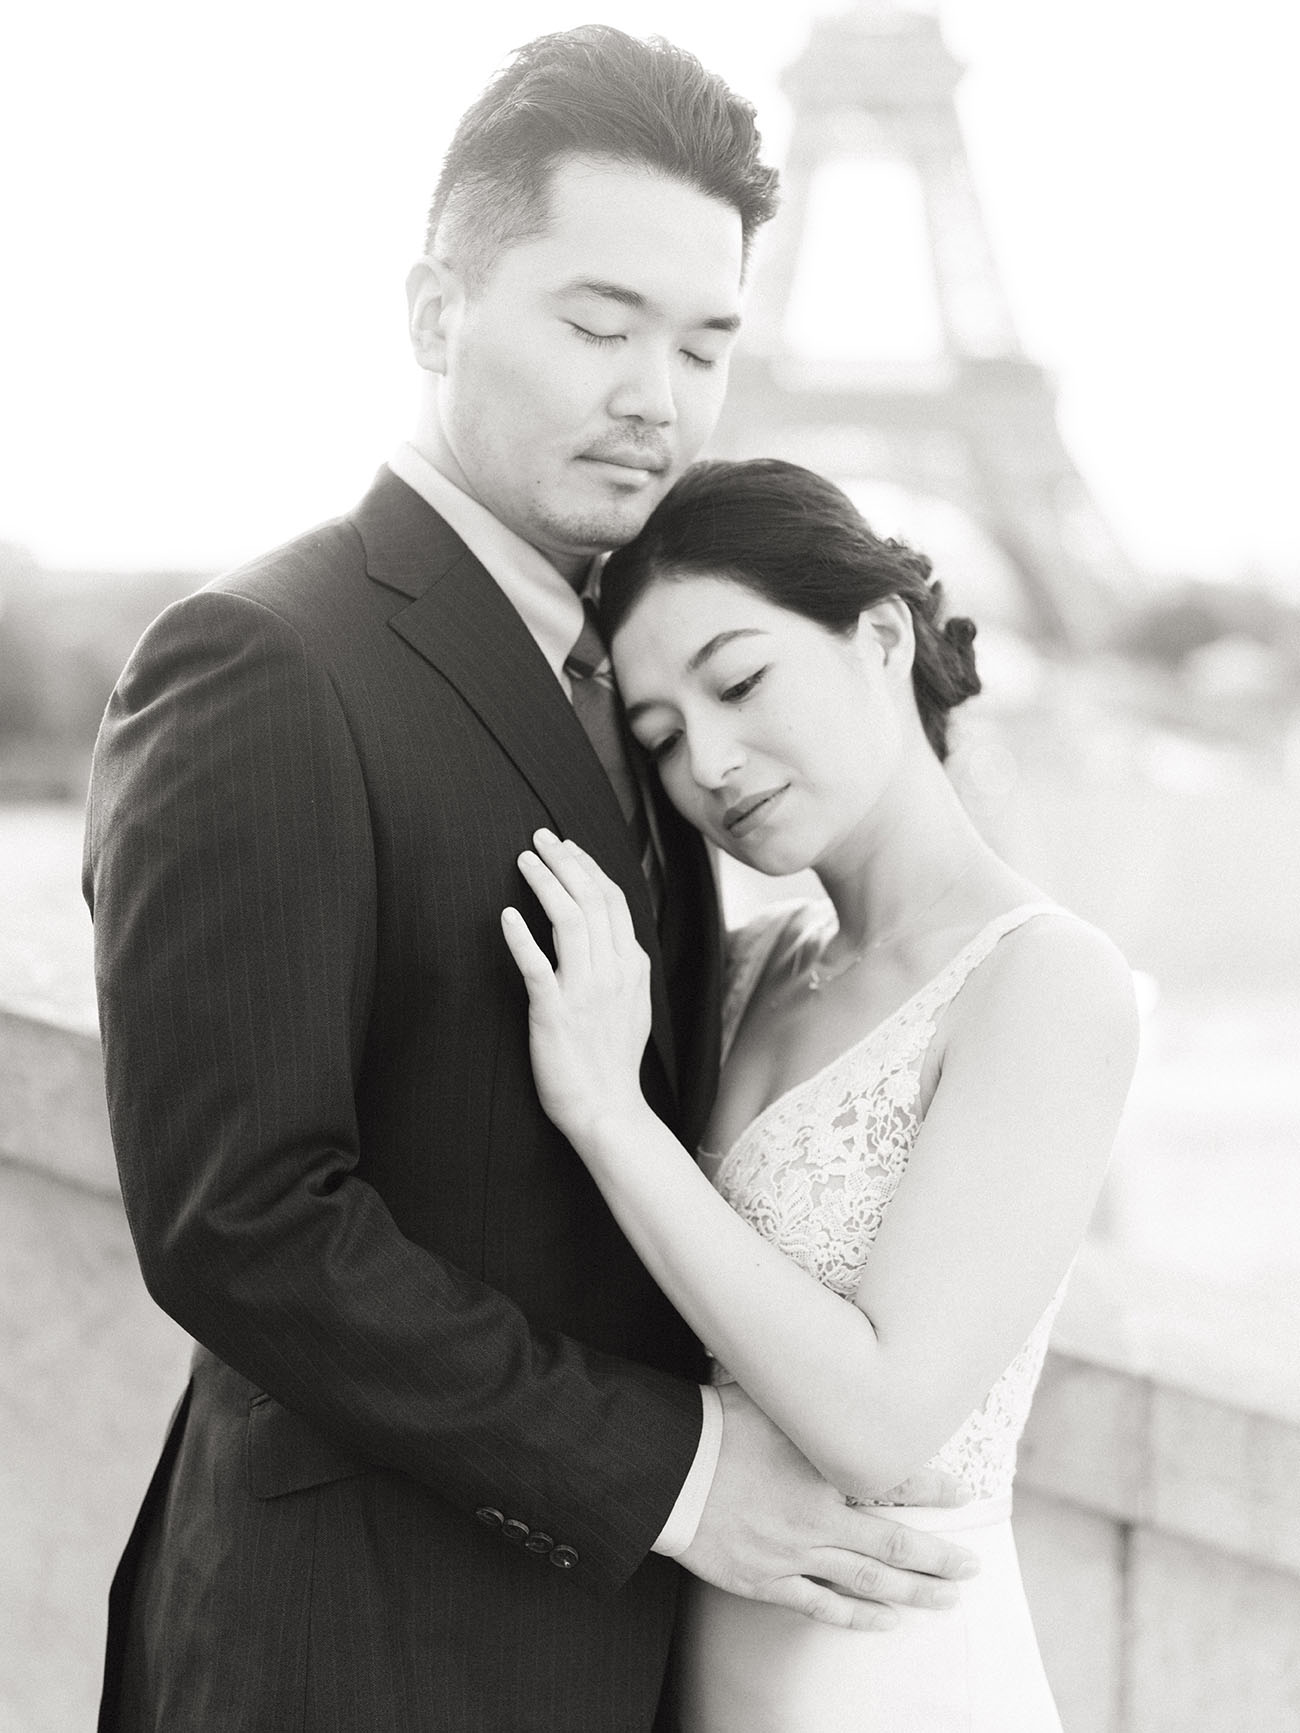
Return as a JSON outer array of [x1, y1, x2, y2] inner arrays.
[[87, 27, 972, 1731]]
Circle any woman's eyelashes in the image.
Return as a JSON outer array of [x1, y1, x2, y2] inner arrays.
[[645, 730, 683, 764], [636, 670, 768, 764], [720, 667, 767, 703]]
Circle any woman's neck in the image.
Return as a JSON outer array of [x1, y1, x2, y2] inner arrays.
[[814, 756, 997, 954]]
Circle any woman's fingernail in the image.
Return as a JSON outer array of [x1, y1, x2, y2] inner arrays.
[[535, 827, 557, 845]]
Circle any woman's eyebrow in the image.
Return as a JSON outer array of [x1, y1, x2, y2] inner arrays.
[[687, 628, 767, 671]]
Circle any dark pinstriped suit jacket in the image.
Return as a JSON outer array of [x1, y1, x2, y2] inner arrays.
[[85, 466, 724, 1732]]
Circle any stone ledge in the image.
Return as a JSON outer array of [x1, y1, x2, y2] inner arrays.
[[1021, 1246, 1300, 1578], [1018, 1354, 1148, 1523], [0, 1004, 115, 1196], [1054, 1240, 1300, 1426]]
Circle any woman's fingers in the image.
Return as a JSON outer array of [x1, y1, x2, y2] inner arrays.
[[504, 835, 652, 1139], [561, 838, 640, 957], [516, 830, 647, 983], [500, 907, 558, 998], [516, 847, 591, 976], [531, 829, 618, 957]]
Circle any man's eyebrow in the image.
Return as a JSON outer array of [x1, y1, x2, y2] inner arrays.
[[557, 279, 742, 334], [623, 630, 767, 724]]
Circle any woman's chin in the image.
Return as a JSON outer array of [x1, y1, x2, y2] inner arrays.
[[717, 831, 816, 881]]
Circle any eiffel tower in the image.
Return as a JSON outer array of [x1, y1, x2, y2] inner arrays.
[[713, 1, 1137, 650]]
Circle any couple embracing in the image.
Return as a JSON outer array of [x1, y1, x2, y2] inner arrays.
[[86, 26, 1137, 1733]]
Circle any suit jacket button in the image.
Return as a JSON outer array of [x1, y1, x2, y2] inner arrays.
[[549, 1544, 579, 1569], [502, 1518, 531, 1545], [474, 1507, 505, 1531], [524, 1530, 554, 1555]]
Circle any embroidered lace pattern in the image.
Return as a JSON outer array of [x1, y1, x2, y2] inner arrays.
[[707, 899, 1067, 1502]]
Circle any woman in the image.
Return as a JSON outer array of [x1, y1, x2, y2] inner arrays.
[[501, 460, 1138, 1731]]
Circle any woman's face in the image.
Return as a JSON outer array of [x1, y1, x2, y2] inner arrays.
[[612, 572, 910, 877]]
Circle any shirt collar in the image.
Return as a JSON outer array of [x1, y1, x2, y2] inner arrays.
[[389, 441, 588, 689]]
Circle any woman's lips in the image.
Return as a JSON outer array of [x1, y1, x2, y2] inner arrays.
[[723, 787, 786, 838]]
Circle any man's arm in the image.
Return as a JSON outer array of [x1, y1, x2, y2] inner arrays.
[[85, 586, 702, 1595]]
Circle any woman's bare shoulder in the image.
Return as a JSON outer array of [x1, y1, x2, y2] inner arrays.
[[956, 905, 1141, 1060]]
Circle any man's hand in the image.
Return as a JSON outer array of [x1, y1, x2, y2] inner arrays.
[[678, 1383, 978, 1632]]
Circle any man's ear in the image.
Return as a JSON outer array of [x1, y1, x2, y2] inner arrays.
[[405, 255, 460, 375], [857, 596, 916, 678]]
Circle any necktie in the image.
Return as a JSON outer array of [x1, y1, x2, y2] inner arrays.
[[564, 599, 640, 824], [564, 599, 662, 912]]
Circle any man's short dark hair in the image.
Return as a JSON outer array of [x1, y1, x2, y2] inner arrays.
[[426, 25, 779, 287]]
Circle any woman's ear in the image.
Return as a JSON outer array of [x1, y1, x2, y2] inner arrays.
[[405, 255, 461, 375], [857, 596, 916, 679]]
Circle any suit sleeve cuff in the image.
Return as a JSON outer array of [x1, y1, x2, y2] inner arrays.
[[651, 1384, 723, 1558]]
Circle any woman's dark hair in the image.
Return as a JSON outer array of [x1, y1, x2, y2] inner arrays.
[[600, 459, 981, 763], [427, 26, 779, 288]]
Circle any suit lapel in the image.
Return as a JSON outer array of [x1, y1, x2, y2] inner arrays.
[[352, 469, 679, 1099]]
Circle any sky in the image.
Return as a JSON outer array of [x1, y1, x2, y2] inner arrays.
[[2, 0, 1298, 585]]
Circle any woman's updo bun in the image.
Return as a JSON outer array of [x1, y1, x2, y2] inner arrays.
[[600, 458, 982, 762]]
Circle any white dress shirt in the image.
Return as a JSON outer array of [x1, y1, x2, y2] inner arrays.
[[388, 441, 723, 1557]]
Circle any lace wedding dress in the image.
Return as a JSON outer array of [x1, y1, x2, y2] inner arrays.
[[673, 901, 1068, 1733]]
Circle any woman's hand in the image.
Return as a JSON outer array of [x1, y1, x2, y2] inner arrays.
[[502, 829, 652, 1150]]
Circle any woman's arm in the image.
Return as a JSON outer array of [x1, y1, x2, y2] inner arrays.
[[506, 831, 1139, 1499]]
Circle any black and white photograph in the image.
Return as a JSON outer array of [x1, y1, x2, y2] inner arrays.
[[2, 2, 1298, 1729]]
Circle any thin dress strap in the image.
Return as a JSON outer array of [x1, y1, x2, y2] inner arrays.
[[907, 901, 1061, 1030]]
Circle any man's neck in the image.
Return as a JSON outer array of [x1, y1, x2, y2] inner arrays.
[[409, 406, 593, 588], [407, 412, 479, 510]]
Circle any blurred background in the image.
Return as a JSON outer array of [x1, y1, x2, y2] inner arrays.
[[2, 2, 1298, 1728]]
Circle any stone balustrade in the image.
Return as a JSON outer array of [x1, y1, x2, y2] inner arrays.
[[1015, 1248, 1300, 1731], [3, 998, 1298, 1732]]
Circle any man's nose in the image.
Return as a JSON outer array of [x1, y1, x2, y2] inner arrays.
[[607, 343, 677, 426]]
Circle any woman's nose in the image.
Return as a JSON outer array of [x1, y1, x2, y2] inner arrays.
[[686, 727, 744, 790]]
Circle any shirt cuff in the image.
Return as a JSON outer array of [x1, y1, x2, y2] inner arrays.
[[651, 1384, 724, 1558]]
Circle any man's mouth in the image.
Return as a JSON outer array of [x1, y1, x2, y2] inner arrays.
[[579, 449, 670, 477]]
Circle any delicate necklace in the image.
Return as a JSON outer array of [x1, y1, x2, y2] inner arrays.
[[800, 861, 978, 993]]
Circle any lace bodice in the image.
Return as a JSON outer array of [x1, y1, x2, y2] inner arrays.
[[705, 898, 1067, 1501]]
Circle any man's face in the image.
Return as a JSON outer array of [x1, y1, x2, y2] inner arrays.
[[431, 158, 745, 576]]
